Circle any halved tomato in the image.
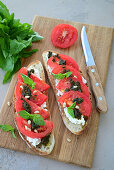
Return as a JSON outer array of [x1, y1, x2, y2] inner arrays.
[[15, 97, 49, 119], [18, 67, 50, 92], [15, 81, 48, 106], [51, 24, 78, 48], [16, 117, 53, 138], [56, 77, 89, 97], [58, 91, 92, 117], [47, 53, 79, 70], [52, 65, 82, 81]]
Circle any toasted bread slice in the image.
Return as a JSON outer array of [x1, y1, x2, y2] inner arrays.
[[13, 60, 55, 155], [42, 50, 91, 135]]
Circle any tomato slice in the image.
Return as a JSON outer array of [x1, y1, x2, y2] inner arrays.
[[47, 53, 79, 70], [58, 91, 92, 117], [18, 67, 50, 92], [56, 77, 89, 97], [52, 65, 82, 81], [15, 81, 48, 106], [51, 24, 78, 48], [15, 97, 49, 119], [16, 117, 53, 138]]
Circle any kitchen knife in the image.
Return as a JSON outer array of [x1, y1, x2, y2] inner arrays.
[[81, 26, 108, 113]]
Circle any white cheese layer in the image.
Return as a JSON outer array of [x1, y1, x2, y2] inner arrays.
[[26, 136, 41, 147], [27, 63, 43, 80], [64, 107, 85, 126], [41, 102, 48, 111]]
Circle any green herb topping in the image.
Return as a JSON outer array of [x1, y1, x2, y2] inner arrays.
[[21, 97, 31, 113], [52, 71, 72, 80], [0, 124, 16, 138], [0, 1, 43, 84], [67, 101, 82, 119], [28, 69, 34, 78], [18, 110, 45, 126], [72, 98, 83, 104], [22, 85, 32, 99], [21, 73, 35, 89]]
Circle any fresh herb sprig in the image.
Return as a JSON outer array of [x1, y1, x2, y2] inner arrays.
[[0, 124, 16, 138], [18, 110, 45, 126], [0, 1, 43, 84], [52, 71, 72, 80], [67, 101, 76, 118], [21, 73, 35, 89]]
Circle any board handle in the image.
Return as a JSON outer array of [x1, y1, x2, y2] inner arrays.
[[87, 65, 108, 113]]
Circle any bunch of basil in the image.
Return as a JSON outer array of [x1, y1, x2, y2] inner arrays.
[[0, 1, 43, 83]]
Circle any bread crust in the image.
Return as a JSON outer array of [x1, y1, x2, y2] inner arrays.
[[13, 60, 55, 155], [42, 50, 91, 135]]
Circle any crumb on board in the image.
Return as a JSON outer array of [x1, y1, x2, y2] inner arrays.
[[67, 138, 71, 143], [7, 101, 11, 106]]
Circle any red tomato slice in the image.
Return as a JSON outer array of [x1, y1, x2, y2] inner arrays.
[[51, 24, 78, 48], [47, 53, 79, 70], [58, 91, 92, 117], [15, 81, 48, 106], [15, 97, 49, 119], [18, 67, 50, 92], [16, 117, 53, 138], [56, 77, 89, 97], [52, 65, 82, 81]]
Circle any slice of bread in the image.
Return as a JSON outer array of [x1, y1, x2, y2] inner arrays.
[[13, 60, 55, 155], [42, 50, 91, 135]]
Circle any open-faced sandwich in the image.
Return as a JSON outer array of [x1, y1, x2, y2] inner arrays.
[[42, 51, 92, 135], [13, 60, 55, 155]]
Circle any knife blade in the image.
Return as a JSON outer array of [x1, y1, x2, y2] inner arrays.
[[81, 26, 108, 113]]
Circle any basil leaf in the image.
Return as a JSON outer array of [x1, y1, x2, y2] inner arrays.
[[18, 111, 45, 126], [20, 73, 35, 89], [67, 108, 75, 118], [67, 101, 76, 118], [33, 114, 45, 126], [52, 71, 72, 80], [18, 110, 33, 120], [68, 101, 76, 109], [0, 124, 17, 139], [0, 1, 43, 84]]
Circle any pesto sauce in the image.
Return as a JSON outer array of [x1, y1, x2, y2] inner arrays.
[[21, 97, 31, 113], [22, 85, 32, 99]]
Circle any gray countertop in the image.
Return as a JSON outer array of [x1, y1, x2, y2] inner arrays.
[[0, 0, 114, 170]]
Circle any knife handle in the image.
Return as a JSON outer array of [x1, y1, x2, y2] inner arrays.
[[87, 65, 108, 113]]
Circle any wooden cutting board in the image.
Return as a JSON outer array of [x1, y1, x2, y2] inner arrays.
[[0, 16, 113, 168]]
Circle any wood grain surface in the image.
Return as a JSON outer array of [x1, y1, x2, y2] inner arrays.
[[0, 16, 113, 168]]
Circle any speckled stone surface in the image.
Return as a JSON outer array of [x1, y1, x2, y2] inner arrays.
[[0, 0, 114, 170]]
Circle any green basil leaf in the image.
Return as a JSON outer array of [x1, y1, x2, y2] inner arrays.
[[20, 73, 35, 89], [18, 110, 32, 120], [0, 1, 10, 19], [33, 114, 45, 126], [3, 58, 21, 84], [12, 131, 17, 139], [0, 124, 17, 139], [67, 101, 76, 118], [67, 108, 75, 118], [52, 71, 72, 80], [68, 101, 76, 109]]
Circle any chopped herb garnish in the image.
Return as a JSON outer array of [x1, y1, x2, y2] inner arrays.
[[59, 58, 66, 65], [22, 85, 32, 99], [28, 69, 34, 78], [72, 98, 83, 104], [48, 51, 52, 58], [21, 97, 31, 113]]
